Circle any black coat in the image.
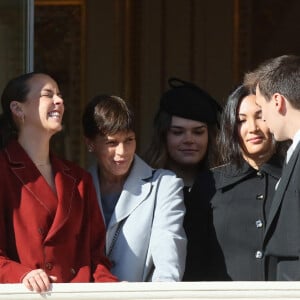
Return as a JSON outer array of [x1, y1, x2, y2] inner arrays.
[[188, 156, 282, 281], [183, 170, 215, 281]]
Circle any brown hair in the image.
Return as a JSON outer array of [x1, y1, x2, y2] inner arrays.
[[244, 55, 300, 109], [82, 94, 135, 139]]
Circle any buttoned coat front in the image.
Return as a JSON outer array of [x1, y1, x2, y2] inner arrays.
[[89, 155, 187, 282], [189, 156, 282, 281], [0, 140, 118, 283], [207, 158, 282, 281]]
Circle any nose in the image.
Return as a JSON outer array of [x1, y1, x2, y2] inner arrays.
[[183, 132, 194, 143], [249, 119, 258, 132], [116, 143, 125, 156], [54, 94, 64, 105]]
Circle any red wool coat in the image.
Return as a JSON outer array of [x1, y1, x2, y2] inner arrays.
[[0, 140, 118, 283]]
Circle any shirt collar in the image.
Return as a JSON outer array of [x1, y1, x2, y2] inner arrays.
[[286, 129, 300, 163]]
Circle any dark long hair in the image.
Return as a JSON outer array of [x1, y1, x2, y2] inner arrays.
[[218, 85, 289, 167], [0, 72, 38, 148], [217, 85, 251, 167]]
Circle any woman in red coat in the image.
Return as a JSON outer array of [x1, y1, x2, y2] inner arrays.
[[0, 72, 118, 293]]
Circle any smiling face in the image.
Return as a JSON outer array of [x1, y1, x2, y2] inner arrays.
[[166, 116, 208, 167], [237, 94, 274, 162], [91, 130, 136, 180], [15, 74, 64, 137]]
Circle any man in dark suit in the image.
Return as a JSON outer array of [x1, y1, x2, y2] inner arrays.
[[244, 54, 300, 280]]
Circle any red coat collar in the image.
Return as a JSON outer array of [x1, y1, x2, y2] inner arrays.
[[4, 139, 77, 242]]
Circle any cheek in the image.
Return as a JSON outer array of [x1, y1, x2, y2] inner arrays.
[[166, 137, 178, 158], [94, 147, 112, 162], [166, 134, 180, 149], [128, 142, 136, 156], [237, 126, 247, 144], [197, 133, 209, 147], [261, 106, 268, 119], [203, 134, 209, 146], [260, 123, 271, 136], [237, 124, 244, 137]]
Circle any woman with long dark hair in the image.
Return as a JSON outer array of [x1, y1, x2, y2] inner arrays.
[[192, 85, 288, 280]]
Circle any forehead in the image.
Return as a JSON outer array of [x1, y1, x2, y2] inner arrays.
[[97, 130, 135, 141], [255, 85, 266, 103], [238, 94, 260, 113], [171, 115, 207, 128], [27, 74, 58, 91]]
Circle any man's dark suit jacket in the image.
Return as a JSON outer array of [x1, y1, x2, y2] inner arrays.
[[265, 142, 300, 280]]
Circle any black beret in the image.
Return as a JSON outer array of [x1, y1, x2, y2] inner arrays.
[[160, 77, 222, 124]]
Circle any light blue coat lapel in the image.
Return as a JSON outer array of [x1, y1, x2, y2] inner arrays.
[[109, 155, 153, 227], [89, 163, 105, 222], [89, 155, 154, 232]]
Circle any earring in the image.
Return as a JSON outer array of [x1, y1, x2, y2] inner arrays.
[[20, 114, 25, 125], [87, 145, 94, 152]]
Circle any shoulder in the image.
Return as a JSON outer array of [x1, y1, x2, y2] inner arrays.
[[52, 156, 93, 181], [134, 155, 182, 182], [0, 150, 9, 180], [193, 165, 227, 188], [145, 168, 184, 193], [152, 167, 179, 178], [261, 154, 284, 179], [0, 148, 7, 163], [192, 168, 217, 198]]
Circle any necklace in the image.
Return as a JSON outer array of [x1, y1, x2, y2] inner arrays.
[[33, 161, 51, 167]]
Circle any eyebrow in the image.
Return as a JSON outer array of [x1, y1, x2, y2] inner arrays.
[[170, 125, 207, 129], [105, 134, 135, 141], [238, 110, 262, 117]]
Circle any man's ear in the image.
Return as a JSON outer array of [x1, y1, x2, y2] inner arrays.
[[273, 93, 287, 115]]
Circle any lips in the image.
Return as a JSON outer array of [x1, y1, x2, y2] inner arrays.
[[180, 148, 198, 151], [114, 160, 126, 164], [179, 148, 198, 151], [247, 136, 263, 143], [48, 110, 62, 119], [179, 149, 199, 156]]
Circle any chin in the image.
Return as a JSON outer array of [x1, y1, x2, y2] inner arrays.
[[49, 126, 63, 136], [179, 160, 201, 167], [54, 125, 63, 132]]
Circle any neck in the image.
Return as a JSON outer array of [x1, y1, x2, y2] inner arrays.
[[243, 152, 273, 170], [166, 161, 200, 187], [98, 167, 127, 196], [18, 134, 50, 166]]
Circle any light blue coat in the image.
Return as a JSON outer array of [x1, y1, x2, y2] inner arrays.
[[89, 154, 187, 282]]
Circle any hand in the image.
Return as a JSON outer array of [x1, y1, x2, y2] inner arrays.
[[22, 269, 57, 293]]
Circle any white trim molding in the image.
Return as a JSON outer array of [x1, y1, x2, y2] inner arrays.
[[1, 281, 300, 299]]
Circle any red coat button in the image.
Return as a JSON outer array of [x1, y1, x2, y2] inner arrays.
[[45, 262, 53, 270]]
